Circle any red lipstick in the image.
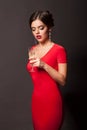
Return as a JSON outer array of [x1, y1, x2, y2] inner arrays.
[[36, 35, 41, 39]]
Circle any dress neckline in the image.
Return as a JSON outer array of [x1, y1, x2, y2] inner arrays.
[[32, 43, 56, 59], [40, 43, 55, 59]]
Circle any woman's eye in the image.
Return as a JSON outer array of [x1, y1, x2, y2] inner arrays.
[[31, 28, 35, 31], [39, 26, 44, 30]]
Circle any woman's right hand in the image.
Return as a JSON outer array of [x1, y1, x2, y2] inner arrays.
[[29, 57, 45, 68]]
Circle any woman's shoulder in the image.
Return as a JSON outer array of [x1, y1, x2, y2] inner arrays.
[[54, 43, 65, 50], [30, 44, 37, 49]]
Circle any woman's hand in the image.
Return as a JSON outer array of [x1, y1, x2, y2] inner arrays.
[[29, 56, 67, 86], [29, 57, 45, 68]]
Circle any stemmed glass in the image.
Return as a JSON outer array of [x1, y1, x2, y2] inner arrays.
[[28, 47, 35, 72]]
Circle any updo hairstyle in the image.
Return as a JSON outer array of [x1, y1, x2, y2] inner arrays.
[[29, 10, 54, 29]]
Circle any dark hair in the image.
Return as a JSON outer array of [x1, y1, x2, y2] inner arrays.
[[29, 10, 54, 29]]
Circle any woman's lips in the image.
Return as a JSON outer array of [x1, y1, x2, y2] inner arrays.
[[36, 35, 42, 39]]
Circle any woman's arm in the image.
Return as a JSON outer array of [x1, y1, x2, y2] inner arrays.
[[29, 58, 67, 86], [42, 62, 67, 86]]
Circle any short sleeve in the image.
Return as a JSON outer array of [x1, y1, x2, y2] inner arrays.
[[57, 46, 67, 63]]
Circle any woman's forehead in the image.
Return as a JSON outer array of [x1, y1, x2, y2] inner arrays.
[[31, 19, 45, 27]]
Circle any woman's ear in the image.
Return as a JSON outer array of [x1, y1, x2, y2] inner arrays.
[[49, 28, 52, 32]]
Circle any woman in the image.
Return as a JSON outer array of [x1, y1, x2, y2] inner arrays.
[[26, 10, 67, 130]]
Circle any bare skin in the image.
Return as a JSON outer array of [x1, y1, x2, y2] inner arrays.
[[29, 19, 67, 86]]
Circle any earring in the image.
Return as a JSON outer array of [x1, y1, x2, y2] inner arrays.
[[49, 31, 51, 41]]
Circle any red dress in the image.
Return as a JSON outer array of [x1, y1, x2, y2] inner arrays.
[[26, 43, 67, 130]]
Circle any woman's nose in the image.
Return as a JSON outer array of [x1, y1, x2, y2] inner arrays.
[[35, 29, 39, 34]]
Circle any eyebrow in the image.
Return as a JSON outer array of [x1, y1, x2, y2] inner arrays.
[[31, 25, 44, 28]]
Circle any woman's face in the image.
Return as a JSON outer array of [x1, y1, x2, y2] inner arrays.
[[31, 19, 49, 43]]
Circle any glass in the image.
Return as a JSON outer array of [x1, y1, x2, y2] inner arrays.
[[28, 47, 35, 72]]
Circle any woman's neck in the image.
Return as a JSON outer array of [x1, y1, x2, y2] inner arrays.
[[38, 40, 53, 47]]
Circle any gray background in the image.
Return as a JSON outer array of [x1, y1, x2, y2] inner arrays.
[[0, 0, 86, 130]]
